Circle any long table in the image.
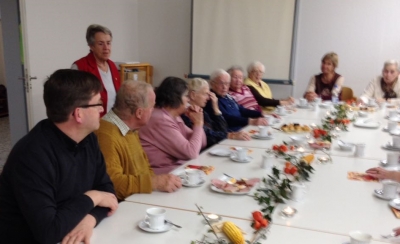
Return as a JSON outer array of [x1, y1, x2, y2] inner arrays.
[[93, 105, 400, 243]]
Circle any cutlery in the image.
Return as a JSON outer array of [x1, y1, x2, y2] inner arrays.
[[165, 220, 182, 228], [272, 127, 282, 131], [374, 189, 383, 195], [223, 173, 234, 178], [381, 232, 396, 239]]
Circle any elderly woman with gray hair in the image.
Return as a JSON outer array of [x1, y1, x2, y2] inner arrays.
[[72, 24, 121, 116], [204, 69, 267, 131], [227, 66, 261, 112], [244, 61, 294, 111], [359, 60, 400, 104], [182, 78, 250, 148]]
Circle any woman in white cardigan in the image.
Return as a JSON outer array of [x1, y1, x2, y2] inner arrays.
[[360, 60, 400, 104]]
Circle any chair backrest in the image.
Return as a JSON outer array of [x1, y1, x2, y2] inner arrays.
[[340, 86, 353, 101]]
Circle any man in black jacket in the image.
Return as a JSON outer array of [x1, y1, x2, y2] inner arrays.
[[0, 69, 118, 244]]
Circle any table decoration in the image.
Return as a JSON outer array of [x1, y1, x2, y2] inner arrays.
[[193, 205, 267, 244], [280, 206, 297, 217], [321, 104, 353, 131]]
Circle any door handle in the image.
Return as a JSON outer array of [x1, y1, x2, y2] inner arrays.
[[29, 76, 37, 80]]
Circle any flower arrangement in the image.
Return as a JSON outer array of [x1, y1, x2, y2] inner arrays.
[[321, 104, 353, 131], [311, 128, 332, 142]]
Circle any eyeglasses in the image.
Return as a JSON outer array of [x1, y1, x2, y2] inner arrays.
[[78, 103, 103, 108]]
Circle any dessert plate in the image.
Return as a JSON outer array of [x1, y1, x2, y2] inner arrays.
[[251, 133, 274, 140], [353, 120, 380, 128], [230, 154, 252, 163], [209, 148, 231, 157]]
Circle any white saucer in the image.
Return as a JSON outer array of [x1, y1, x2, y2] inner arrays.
[[230, 154, 252, 163], [389, 198, 400, 210], [251, 133, 273, 140], [138, 221, 172, 233], [182, 179, 205, 187], [319, 102, 332, 108], [390, 129, 400, 136], [275, 111, 287, 116], [209, 148, 231, 157], [387, 116, 400, 122], [297, 104, 310, 109], [373, 189, 394, 200], [382, 143, 400, 151]]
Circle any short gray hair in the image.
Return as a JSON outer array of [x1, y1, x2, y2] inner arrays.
[[247, 61, 265, 74], [113, 80, 152, 120], [86, 24, 113, 46], [227, 65, 244, 76], [187, 78, 209, 92], [210, 69, 230, 83], [383, 60, 400, 71]]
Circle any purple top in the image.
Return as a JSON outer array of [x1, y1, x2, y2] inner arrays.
[[139, 108, 207, 174]]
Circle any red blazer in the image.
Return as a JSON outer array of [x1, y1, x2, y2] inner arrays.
[[74, 52, 121, 117]]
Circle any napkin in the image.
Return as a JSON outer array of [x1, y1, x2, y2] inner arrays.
[[347, 172, 379, 182], [185, 165, 215, 175], [391, 207, 400, 219]]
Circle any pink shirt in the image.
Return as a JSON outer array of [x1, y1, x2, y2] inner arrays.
[[139, 108, 207, 174], [228, 86, 261, 112]]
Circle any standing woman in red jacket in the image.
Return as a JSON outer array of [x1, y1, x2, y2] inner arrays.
[[72, 24, 121, 117]]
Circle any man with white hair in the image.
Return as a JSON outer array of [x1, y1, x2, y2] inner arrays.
[[95, 80, 182, 201], [205, 69, 267, 131]]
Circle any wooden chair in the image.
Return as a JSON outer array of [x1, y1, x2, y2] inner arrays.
[[340, 86, 355, 101]]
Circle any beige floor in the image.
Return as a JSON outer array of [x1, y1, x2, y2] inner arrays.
[[0, 116, 11, 172]]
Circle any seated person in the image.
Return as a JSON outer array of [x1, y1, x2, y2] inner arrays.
[[304, 52, 344, 101], [204, 69, 267, 131], [139, 77, 207, 174], [244, 61, 294, 111], [227, 65, 261, 112], [95, 80, 182, 200], [182, 78, 250, 148], [359, 60, 400, 104], [0, 70, 118, 243]]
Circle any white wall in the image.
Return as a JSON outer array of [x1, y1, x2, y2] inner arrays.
[[137, 0, 191, 87], [0, 19, 6, 86], [293, 0, 400, 99]]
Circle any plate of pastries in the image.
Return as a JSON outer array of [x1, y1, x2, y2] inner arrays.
[[280, 123, 311, 133]]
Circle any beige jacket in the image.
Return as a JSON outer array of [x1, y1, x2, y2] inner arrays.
[[360, 75, 400, 102]]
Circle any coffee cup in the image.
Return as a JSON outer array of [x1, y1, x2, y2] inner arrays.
[[314, 97, 321, 104], [349, 231, 372, 244], [291, 183, 307, 202], [261, 154, 274, 169], [389, 110, 398, 119], [264, 115, 275, 125], [382, 179, 399, 199], [144, 207, 166, 230], [185, 168, 201, 185], [368, 98, 375, 106], [354, 143, 365, 157], [276, 106, 285, 114], [299, 98, 307, 106], [388, 121, 398, 132], [393, 137, 400, 148], [258, 126, 270, 137], [235, 147, 247, 161], [387, 152, 399, 166]]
